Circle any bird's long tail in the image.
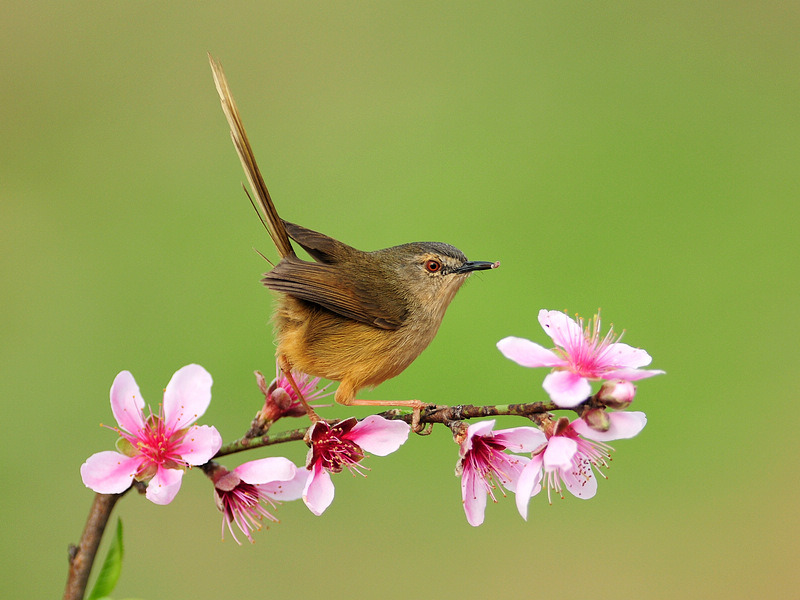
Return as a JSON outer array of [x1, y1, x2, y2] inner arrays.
[[208, 54, 294, 259]]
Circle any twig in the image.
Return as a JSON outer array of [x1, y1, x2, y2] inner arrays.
[[64, 491, 125, 600], [214, 399, 571, 457]]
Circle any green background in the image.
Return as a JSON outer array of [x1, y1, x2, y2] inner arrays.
[[3, 2, 797, 598]]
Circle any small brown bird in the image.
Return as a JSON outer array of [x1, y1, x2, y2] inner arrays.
[[209, 56, 498, 418]]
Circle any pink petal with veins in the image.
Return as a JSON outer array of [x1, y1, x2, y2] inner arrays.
[[80, 451, 140, 494], [601, 342, 653, 369], [461, 466, 488, 527], [538, 310, 582, 348], [163, 364, 212, 431], [515, 454, 544, 521], [573, 411, 647, 441], [303, 462, 335, 516], [348, 415, 410, 456], [234, 456, 296, 485], [110, 371, 145, 434], [176, 424, 222, 466], [145, 465, 184, 505], [543, 371, 591, 407], [497, 336, 565, 368], [542, 436, 578, 471], [492, 427, 547, 454], [257, 466, 308, 502]]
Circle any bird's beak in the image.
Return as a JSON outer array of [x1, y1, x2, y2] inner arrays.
[[454, 260, 500, 274]]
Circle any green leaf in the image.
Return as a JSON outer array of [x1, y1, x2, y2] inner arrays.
[[87, 518, 124, 600]]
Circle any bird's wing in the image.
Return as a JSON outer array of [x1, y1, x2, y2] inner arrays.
[[262, 256, 407, 330], [282, 221, 359, 265]]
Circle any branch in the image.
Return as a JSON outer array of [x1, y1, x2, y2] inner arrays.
[[380, 400, 562, 424], [215, 399, 567, 457], [64, 491, 126, 600], [215, 425, 308, 458]]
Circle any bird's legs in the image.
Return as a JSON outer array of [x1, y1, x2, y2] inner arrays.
[[277, 355, 321, 423]]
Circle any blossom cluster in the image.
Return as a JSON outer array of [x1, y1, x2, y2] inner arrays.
[[454, 308, 663, 525], [80, 309, 662, 538], [81, 365, 409, 543], [456, 412, 647, 525]]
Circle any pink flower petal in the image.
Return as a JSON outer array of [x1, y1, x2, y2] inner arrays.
[[602, 342, 653, 369], [303, 462, 334, 516], [257, 466, 308, 502], [80, 451, 140, 494], [573, 411, 647, 441], [110, 371, 145, 434], [469, 420, 497, 437], [461, 420, 496, 455], [542, 436, 578, 471], [348, 415, 409, 456], [492, 427, 547, 454], [496, 336, 565, 368], [461, 466, 488, 527], [603, 367, 666, 381], [561, 460, 598, 499], [175, 424, 222, 466], [234, 456, 296, 485], [515, 454, 543, 521], [542, 370, 592, 407], [163, 364, 213, 431], [495, 454, 530, 493], [145, 466, 184, 505], [538, 310, 582, 349]]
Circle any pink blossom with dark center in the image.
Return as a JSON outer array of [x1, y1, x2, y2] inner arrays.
[[456, 420, 546, 526], [212, 457, 306, 544], [302, 415, 410, 516]]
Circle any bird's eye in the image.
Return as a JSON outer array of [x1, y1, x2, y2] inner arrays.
[[424, 259, 442, 273]]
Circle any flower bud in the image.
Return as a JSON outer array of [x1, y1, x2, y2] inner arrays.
[[596, 380, 636, 409], [581, 407, 610, 432]]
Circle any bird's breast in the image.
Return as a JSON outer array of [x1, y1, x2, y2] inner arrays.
[[273, 295, 445, 390]]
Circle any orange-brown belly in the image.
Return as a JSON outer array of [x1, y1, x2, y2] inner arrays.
[[273, 296, 439, 392]]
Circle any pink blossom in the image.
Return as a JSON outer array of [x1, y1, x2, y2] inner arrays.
[[212, 457, 306, 544], [515, 412, 647, 520], [456, 420, 546, 526], [498, 309, 664, 407], [80, 365, 222, 505], [256, 363, 333, 422], [302, 415, 409, 516]]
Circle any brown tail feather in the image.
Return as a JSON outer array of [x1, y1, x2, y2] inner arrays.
[[208, 54, 294, 259]]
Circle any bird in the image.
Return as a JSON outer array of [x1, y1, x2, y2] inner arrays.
[[209, 55, 498, 421]]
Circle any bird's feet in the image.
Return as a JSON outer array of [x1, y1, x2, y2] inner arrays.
[[348, 398, 436, 434]]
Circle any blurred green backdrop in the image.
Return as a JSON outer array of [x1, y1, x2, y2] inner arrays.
[[3, 2, 797, 598]]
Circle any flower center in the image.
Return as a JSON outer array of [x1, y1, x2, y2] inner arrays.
[[138, 414, 182, 464], [560, 312, 620, 377], [315, 437, 364, 473], [542, 432, 612, 502], [307, 418, 366, 474], [221, 481, 261, 513], [214, 475, 279, 545], [117, 409, 185, 478], [466, 437, 518, 501]]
